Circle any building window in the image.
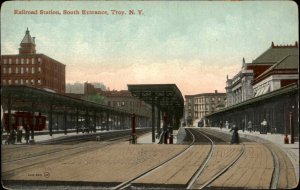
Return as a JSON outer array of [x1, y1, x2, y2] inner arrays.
[[8, 67, 12, 74], [38, 67, 41, 73], [15, 67, 19, 74], [21, 58, 24, 64], [2, 80, 6, 84], [32, 58, 35, 64], [31, 79, 34, 85], [38, 58, 42, 63], [8, 79, 11, 84], [3, 59, 7, 64], [3, 67, 6, 74], [16, 58, 19, 64], [38, 79, 41, 84], [15, 79, 18, 84], [32, 67, 35, 74], [26, 58, 30, 64], [9, 58, 12, 64], [20, 79, 23, 84], [21, 67, 24, 74], [26, 67, 29, 73], [26, 79, 29, 84]]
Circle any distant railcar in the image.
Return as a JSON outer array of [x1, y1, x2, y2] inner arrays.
[[3, 112, 46, 131]]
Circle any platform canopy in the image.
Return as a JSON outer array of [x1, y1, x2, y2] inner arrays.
[[127, 84, 184, 118]]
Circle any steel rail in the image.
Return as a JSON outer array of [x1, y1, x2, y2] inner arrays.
[[2, 135, 133, 178], [112, 127, 196, 190], [198, 142, 245, 189], [3, 130, 150, 164], [186, 128, 215, 189], [2, 136, 128, 164], [267, 145, 280, 189]]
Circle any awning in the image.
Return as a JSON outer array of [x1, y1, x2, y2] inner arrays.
[[127, 84, 184, 118]]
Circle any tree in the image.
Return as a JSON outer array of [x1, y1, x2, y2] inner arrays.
[[85, 94, 104, 104]]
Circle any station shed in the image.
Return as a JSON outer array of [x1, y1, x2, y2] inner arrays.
[[128, 84, 184, 143]]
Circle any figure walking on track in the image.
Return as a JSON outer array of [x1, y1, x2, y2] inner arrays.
[[230, 124, 239, 144]]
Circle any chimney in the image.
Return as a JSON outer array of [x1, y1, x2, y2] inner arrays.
[[271, 41, 274, 47], [215, 90, 218, 94]]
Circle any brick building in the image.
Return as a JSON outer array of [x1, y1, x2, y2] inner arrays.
[[1, 28, 66, 93], [83, 82, 152, 118], [185, 90, 226, 126], [226, 42, 298, 107]]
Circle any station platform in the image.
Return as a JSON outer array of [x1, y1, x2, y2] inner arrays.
[[206, 126, 299, 183], [1, 129, 131, 145], [1, 128, 174, 145], [2, 131, 79, 145], [137, 130, 178, 144]]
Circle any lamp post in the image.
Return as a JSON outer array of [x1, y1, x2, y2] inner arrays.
[[290, 105, 295, 144], [131, 113, 136, 144], [284, 111, 289, 144]]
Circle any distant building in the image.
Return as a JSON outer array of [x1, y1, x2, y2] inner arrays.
[[1, 28, 66, 93], [226, 41, 298, 107], [83, 82, 152, 118], [184, 90, 226, 126]]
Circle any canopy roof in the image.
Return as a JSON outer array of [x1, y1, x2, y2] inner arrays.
[[127, 84, 184, 118]]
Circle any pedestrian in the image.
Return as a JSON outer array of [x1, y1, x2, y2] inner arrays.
[[11, 129, 16, 144], [248, 121, 252, 133], [16, 127, 22, 143], [225, 121, 229, 129], [25, 127, 30, 144], [230, 124, 239, 144], [261, 119, 267, 134]]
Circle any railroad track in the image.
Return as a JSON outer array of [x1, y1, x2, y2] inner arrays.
[[3, 127, 290, 189], [2, 129, 150, 178], [2, 129, 150, 163], [187, 128, 245, 189], [188, 128, 281, 189], [112, 127, 246, 189], [112, 128, 197, 190]]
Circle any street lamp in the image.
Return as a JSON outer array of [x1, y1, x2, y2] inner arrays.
[[284, 112, 289, 144], [290, 105, 295, 144]]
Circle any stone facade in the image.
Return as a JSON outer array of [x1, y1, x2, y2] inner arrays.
[[226, 42, 298, 107], [185, 90, 226, 126]]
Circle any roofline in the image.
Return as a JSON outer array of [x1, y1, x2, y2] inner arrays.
[[252, 41, 298, 64], [252, 54, 298, 85], [185, 93, 226, 97], [205, 83, 298, 117]]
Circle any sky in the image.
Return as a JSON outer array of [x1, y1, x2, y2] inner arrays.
[[1, 1, 298, 96]]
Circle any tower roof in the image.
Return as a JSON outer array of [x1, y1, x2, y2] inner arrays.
[[21, 28, 35, 44], [19, 28, 36, 54]]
